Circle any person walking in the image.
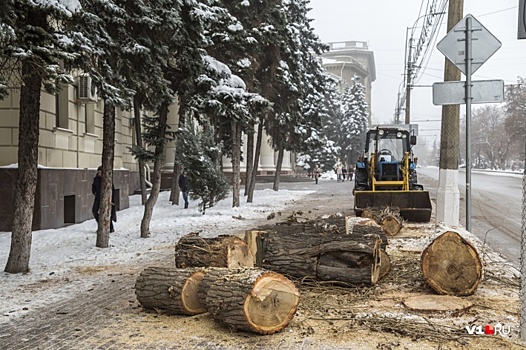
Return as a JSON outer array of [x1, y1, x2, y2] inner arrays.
[[91, 166, 115, 232], [313, 164, 321, 184], [178, 168, 189, 209]]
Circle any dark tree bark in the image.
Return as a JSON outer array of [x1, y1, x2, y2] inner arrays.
[[231, 121, 241, 207], [135, 266, 206, 315], [244, 129, 254, 196], [247, 117, 264, 203], [5, 59, 43, 273], [133, 96, 148, 205], [206, 268, 299, 334], [96, 101, 116, 248], [272, 142, 284, 191], [140, 103, 169, 238]]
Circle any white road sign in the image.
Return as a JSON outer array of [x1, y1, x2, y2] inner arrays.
[[432, 79, 505, 105], [437, 14, 502, 75]]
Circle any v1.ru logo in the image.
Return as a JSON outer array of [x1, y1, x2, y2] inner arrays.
[[465, 323, 511, 336]]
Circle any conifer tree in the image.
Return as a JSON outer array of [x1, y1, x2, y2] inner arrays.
[[1, 0, 82, 273]]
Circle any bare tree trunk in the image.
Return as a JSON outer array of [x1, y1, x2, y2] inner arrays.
[[169, 161, 181, 205], [140, 103, 169, 238], [96, 102, 116, 248], [5, 59, 42, 273], [133, 97, 147, 205], [247, 118, 264, 203], [244, 129, 254, 196], [231, 121, 241, 207], [272, 142, 284, 192]]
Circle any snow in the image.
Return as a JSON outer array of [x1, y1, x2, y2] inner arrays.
[[0, 188, 313, 320], [33, 0, 81, 15]]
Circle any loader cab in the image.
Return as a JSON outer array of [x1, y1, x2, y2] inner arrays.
[[364, 128, 413, 162]]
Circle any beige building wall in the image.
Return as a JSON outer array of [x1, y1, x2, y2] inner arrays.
[[0, 77, 139, 172], [321, 41, 376, 125]]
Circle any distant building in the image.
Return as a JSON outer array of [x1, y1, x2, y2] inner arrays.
[[321, 41, 376, 124]]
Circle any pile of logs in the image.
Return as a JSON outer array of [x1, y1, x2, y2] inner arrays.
[[136, 215, 484, 334], [135, 266, 300, 334], [360, 206, 404, 236]]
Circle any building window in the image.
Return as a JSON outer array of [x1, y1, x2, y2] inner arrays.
[[55, 83, 69, 129], [85, 103, 95, 134]]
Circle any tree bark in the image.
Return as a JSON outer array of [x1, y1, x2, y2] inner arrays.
[[175, 232, 254, 268], [133, 96, 148, 205], [244, 129, 254, 196], [272, 142, 284, 192], [361, 206, 403, 236], [345, 216, 388, 250], [247, 117, 264, 203], [140, 103, 169, 238], [135, 266, 206, 315], [206, 268, 300, 334], [421, 230, 483, 296], [5, 58, 42, 273], [255, 218, 382, 286], [169, 162, 181, 205], [96, 101, 116, 248], [231, 121, 241, 207]]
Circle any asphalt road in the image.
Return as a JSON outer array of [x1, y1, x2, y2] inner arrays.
[[418, 167, 524, 268]]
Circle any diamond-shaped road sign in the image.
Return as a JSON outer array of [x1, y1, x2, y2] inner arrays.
[[437, 14, 502, 75]]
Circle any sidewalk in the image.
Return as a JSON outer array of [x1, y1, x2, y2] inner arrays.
[[0, 179, 354, 350]]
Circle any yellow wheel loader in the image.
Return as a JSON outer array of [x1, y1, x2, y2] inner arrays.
[[353, 125, 432, 222]]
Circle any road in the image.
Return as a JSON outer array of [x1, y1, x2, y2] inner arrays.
[[418, 167, 524, 267]]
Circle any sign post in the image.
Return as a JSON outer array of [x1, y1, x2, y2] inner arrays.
[[435, 14, 501, 232]]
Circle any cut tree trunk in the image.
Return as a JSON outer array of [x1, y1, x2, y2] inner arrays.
[[206, 268, 300, 334], [360, 206, 403, 236], [421, 230, 483, 296], [175, 232, 254, 268], [135, 266, 206, 315], [345, 216, 388, 250], [379, 249, 391, 279], [255, 218, 382, 286]]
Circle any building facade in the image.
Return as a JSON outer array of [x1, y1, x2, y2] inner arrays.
[[321, 41, 376, 124], [0, 76, 143, 231]]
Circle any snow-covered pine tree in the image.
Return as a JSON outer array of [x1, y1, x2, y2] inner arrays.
[[1, 0, 82, 273], [345, 75, 369, 165], [176, 122, 230, 214]]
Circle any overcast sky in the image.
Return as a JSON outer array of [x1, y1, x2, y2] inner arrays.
[[308, 0, 524, 147]]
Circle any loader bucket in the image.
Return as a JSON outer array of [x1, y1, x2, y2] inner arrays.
[[354, 190, 432, 222]]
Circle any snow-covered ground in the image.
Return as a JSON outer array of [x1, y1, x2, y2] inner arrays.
[[0, 188, 313, 320]]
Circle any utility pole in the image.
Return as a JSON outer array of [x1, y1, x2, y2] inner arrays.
[[405, 38, 413, 124], [436, 0, 463, 226]]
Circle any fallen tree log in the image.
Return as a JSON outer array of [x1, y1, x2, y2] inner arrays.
[[135, 266, 206, 315], [254, 218, 382, 286], [421, 230, 483, 296], [206, 268, 300, 334], [175, 232, 254, 268], [345, 216, 388, 250], [360, 206, 403, 236]]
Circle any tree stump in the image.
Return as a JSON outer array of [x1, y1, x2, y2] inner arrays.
[[135, 266, 206, 315], [360, 207, 403, 236], [421, 230, 483, 296], [255, 218, 382, 286], [403, 295, 473, 313], [175, 232, 254, 268], [206, 268, 300, 334]]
